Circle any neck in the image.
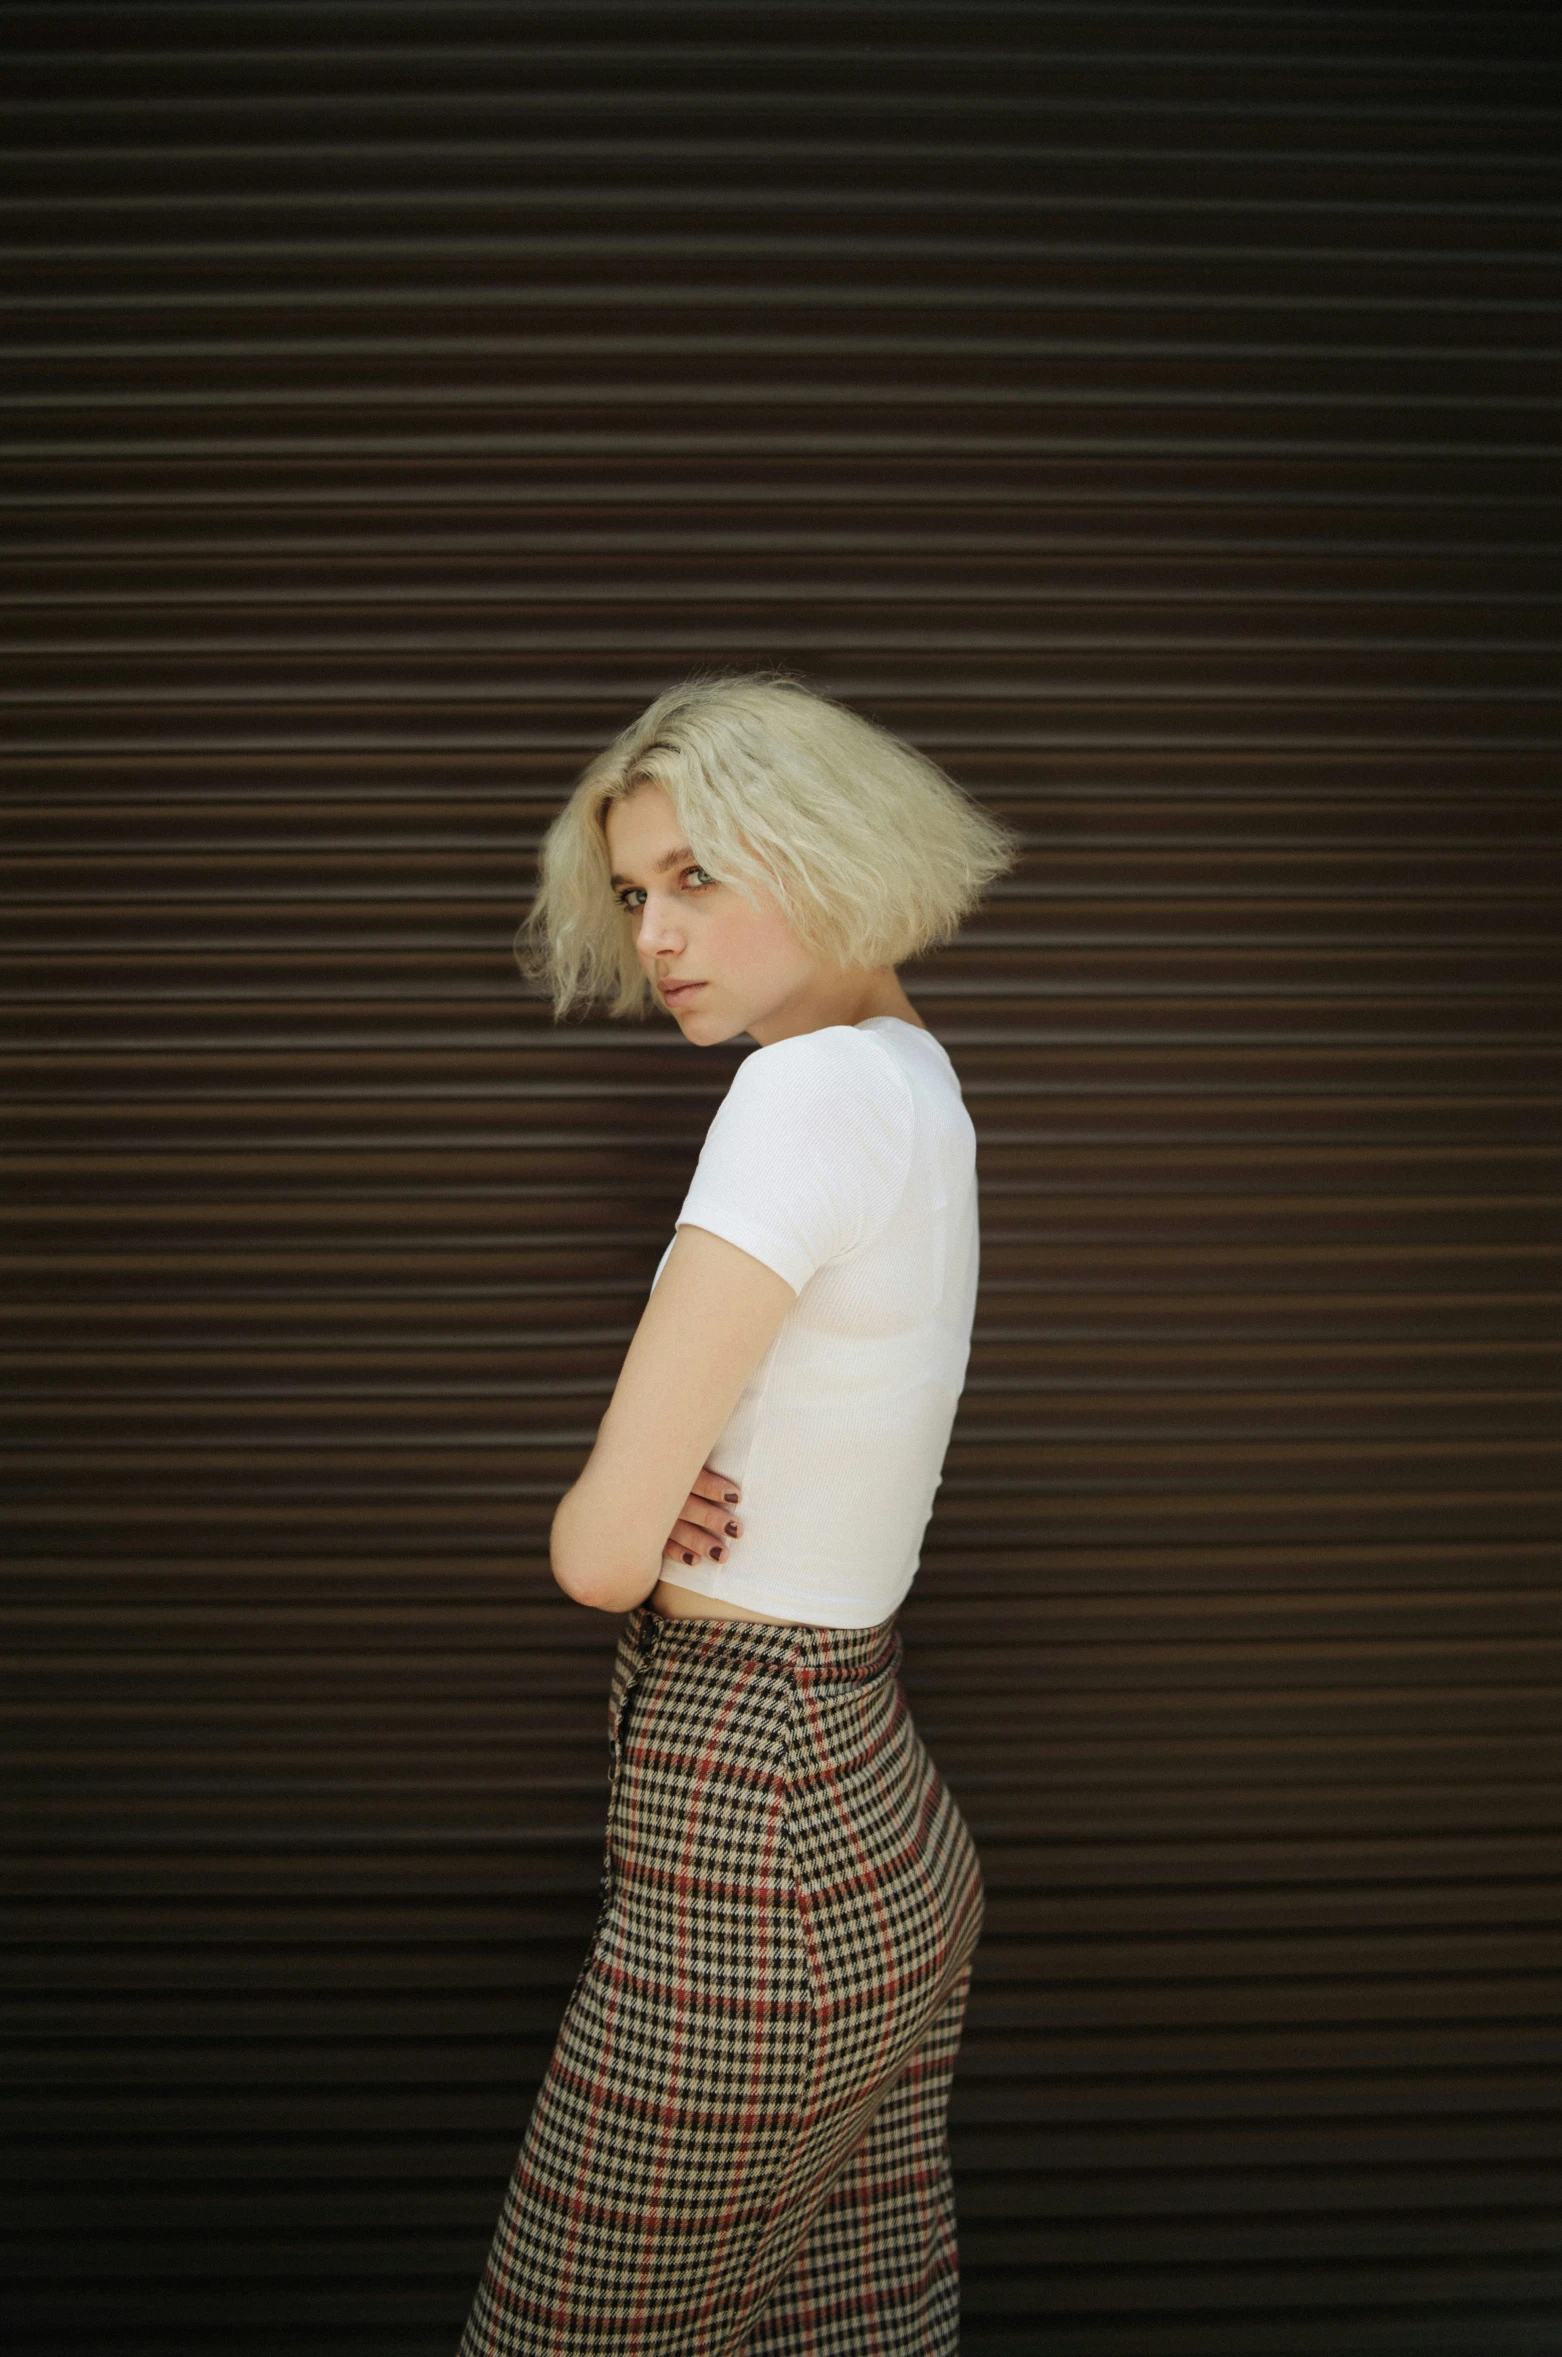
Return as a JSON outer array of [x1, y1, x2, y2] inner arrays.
[[747, 968, 926, 1046]]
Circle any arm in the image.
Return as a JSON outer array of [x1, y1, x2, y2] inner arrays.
[[550, 1221, 796, 1613]]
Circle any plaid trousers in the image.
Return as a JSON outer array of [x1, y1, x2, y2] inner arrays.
[[459, 1604, 984, 2356]]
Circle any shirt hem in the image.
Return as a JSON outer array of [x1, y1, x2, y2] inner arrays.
[[657, 1558, 914, 1630]]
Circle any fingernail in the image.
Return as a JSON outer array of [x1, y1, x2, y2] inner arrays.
[[725, 1521, 739, 1537], [682, 1551, 694, 1565], [723, 1491, 739, 1504], [710, 1546, 724, 1561]]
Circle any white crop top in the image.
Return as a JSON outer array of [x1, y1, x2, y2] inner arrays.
[[646, 1015, 979, 1628]]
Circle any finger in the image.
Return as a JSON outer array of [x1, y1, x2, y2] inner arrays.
[[688, 1473, 740, 1513], [671, 1516, 728, 1560], [690, 1464, 742, 1507], [680, 1495, 742, 1542], [663, 1515, 733, 1566]]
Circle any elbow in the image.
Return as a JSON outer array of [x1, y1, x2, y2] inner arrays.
[[553, 1564, 652, 1616], [550, 1496, 653, 1615], [552, 1555, 639, 1614]]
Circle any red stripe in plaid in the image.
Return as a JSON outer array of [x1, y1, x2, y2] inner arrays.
[[458, 1608, 983, 2356], [746, 1963, 972, 2354]]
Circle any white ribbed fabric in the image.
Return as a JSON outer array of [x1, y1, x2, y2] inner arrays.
[[648, 1016, 979, 1628]]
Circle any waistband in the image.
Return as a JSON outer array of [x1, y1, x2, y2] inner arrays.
[[623, 1602, 901, 1685]]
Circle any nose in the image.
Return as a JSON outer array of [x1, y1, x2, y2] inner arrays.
[[635, 892, 685, 959]]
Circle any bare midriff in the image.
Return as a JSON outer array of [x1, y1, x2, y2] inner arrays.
[[649, 1575, 814, 1627]]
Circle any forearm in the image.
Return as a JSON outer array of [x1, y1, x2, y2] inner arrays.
[[550, 1477, 663, 1615], [544, 1228, 790, 1615]]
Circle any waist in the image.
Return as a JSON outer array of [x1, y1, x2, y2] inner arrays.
[[624, 1600, 901, 1682], [649, 1574, 819, 1627]]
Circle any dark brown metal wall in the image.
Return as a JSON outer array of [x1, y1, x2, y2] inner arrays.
[[4, 6, 1560, 2352]]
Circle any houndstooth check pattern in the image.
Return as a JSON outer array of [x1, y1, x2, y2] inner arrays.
[[458, 1606, 984, 2356]]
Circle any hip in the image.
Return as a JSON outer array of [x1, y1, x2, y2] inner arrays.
[[596, 1605, 984, 2015]]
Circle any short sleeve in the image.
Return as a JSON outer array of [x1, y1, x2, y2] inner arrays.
[[674, 1028, 916, 1295]]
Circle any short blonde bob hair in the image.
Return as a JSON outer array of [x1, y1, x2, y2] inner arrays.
[[517, 667, 1024, 1021]]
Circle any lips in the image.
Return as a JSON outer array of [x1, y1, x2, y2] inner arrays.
[[661, 980, 705, 1004]]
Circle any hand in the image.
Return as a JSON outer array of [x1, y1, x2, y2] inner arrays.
[[662, 1462, 743, 1572]]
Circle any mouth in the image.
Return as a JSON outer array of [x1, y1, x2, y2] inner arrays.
[[660, 980, 706, 1006]]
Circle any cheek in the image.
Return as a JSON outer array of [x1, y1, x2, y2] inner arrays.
[[702, 904, 750, 968], [712, 899, 799, 979]]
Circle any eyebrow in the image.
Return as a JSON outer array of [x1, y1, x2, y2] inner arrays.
[[608, 844, 695, 890]]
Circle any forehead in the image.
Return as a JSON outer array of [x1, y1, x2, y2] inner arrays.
[[603, 781, 684, 869]]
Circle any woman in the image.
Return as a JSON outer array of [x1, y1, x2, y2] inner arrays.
[[459, 670, 1022, 2355]]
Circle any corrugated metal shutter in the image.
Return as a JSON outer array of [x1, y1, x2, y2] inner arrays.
[[5, 6, 1559, 2352]]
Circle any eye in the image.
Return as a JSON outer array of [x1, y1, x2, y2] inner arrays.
[[615, 865, 715, 911]]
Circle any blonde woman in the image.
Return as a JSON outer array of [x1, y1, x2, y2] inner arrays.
[[459, 671, 1022, 2356]]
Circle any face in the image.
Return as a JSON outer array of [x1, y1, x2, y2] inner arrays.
[[603, 781, 824, 1046]]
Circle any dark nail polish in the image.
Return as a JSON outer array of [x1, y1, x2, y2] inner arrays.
[[682, 1551, 694, 1565], [725, 1521, 739, 1537], [723, 1492, 739, 1504], [710, 1546, 724, 1561]]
